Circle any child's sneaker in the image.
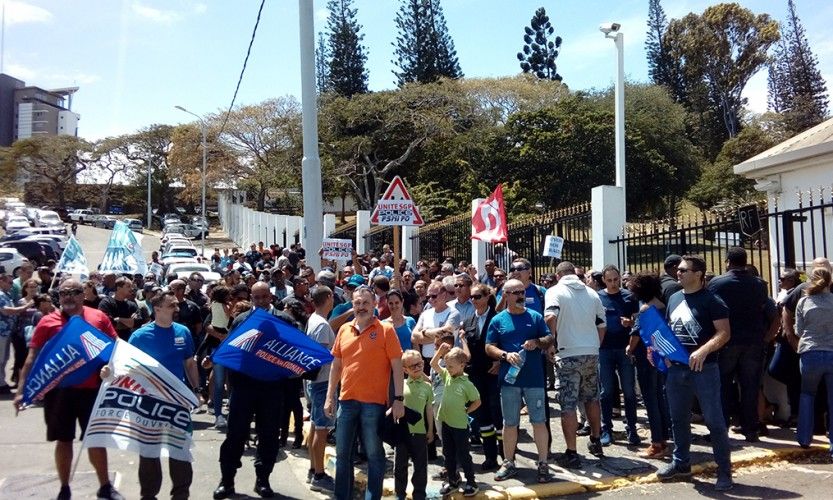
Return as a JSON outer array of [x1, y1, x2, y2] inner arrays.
[[439, 479, 460, 496], [494, 459, 518, 481], [462, 482, 479, 497], [537, 461, 554, 483]]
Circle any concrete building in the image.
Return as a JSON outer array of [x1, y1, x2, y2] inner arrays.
[[0, 73, 80, 147]]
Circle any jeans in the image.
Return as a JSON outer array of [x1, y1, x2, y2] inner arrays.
[[719, 343, 765, 435], [335, 400, 386, 500], [212, 363, 226, 417], [666, 362, 731, 474], [634, 348, 671, 443], [138, 456, 192, 500], [599, 348, 638, 433], [441, 423, 475, 484], [394, 433, 427, 500], [797, 350, 833, 450]]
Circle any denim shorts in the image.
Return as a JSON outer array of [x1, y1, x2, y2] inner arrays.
[[500, 386, 546, 426], [309, 381, 335, 429]]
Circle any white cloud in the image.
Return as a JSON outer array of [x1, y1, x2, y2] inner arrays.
[[192, 2, 207, 15], [131, 1, 179, 24], [560, 14, 645, 74], [315, 7, 328, 22], [3, 0, 52, 25], [5, 62, 37, 80], [48, 71, 101, 85]]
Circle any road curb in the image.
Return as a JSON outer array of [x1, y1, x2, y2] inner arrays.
[[322, 443, 828, 498]]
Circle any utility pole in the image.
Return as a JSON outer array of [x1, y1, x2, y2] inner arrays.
[[146, 159, 152, 230]]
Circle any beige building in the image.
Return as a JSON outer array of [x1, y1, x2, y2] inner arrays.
[[0, 73, 80, 147]]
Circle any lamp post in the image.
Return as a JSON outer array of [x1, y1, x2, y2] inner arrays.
[[174, 105, 207, 257], [600, 22, 627, 267]]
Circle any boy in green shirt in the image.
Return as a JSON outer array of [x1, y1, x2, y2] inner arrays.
[[395, 350, 434, 500], [431, 342, 481, 497]]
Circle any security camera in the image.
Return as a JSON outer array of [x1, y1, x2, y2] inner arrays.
[[599, 22, 621, 35]]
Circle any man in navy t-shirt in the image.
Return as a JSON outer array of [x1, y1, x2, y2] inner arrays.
[[128, 290, 199, 500], [597, 265, 640, 446], [486, 279, 554, 482]]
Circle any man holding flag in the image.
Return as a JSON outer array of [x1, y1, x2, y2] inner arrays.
[[122, 289, 200, 499], [13, 279, 123, 500]]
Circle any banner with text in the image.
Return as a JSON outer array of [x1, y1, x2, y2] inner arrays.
[[322, 238, 353, 261], [84, 340, 199, 461]]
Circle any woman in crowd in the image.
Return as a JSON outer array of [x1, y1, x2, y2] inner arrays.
[[385, 289, 416, 351], [793, 267, 833, 454]]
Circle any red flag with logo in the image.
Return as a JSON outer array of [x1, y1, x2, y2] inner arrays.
[[471, 184, 508, 243]]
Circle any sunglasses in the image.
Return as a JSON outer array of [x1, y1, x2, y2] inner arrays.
[[454, 284, 469, 288], [677, 268, 696, 274], [494, 274, 506, 279], [427, 293, 443, 299], [510, 266, 530, 272], [471, 294, 484, 300], [505, 290, 526, 296], [58, 289, 83, 297]]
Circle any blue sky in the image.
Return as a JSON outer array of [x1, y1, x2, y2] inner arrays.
[[2, 0, 832, 140]]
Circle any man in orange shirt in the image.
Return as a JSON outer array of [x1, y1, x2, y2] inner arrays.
[[325, 286, 405, 500]]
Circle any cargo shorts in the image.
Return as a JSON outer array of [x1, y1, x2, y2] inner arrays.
[[555, 354, 600, 412]]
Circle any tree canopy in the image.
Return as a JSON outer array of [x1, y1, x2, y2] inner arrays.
[[517, 7, 563, 81]]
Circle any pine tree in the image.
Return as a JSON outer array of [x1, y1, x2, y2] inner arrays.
[[315, 31, 331, 94], [392, 0, 462, 85], [645, 0, 685, 102], [516, 7, 562, 81], [325, 0, 369, 97], [767, 0, 828, 133]]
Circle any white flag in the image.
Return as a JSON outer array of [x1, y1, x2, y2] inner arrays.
[[55, 235, 89, 280], [83, 340, 199, 461], [99, 220, 148, 275]]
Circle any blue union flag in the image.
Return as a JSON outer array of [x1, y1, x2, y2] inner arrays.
[[212, 309, 334, 381], [637, 305, 690, 372], [21, 317, 115, 406]]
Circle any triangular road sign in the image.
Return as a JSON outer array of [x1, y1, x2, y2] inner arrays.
[[370, 176, 424, 226]]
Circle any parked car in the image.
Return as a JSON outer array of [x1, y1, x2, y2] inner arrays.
[[165, 245, 198, 258], [35, 210, 63, 228], [0, 240, 47, 266], [69, 209, 95, 224], [123, 218, 144, 233], [17, 226, 67, 237], [162, 214, 182, 226], [21, 236, 62, 258], [5, 215, 31, 234], [24, 207, 40, 224], [163, 223, 206, 239], [0, 248, 26, 276], [94, 215, 118, 229], [163, 262, 214, 285]]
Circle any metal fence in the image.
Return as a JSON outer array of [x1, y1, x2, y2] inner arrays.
[[330, 220, 357, 247], [364, 225, 394, 256], [414, 203, 593, 277], [611, 189, 833, 293]]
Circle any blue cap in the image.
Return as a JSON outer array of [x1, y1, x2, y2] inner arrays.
[[346, 274, 366, 287]]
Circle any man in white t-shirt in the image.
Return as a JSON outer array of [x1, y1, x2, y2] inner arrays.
[[305, 286, 336, 493]]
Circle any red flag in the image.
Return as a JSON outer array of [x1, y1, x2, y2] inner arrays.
[[471, 184, 508, 243]]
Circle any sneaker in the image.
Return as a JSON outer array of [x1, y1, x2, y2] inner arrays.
[[588, 437, 604, 458], [576, 423, 591, 436], [306, 469, 315, 483], [462, 482, 479, 497], [310, 473, 335, 493], [599, 430, 612, 446], [96, 483, 125, 500], [627, 428, 642, 446], [439, 479, 461, 496], [640, 443, 669, 459], [431, 467, 448, 480], [556, 450, 581, 469], [494, 459, 518, 481], [537, 461, 554, 483], [656, 462, 692, 482], [57, 485, 71, 500], [715, 471, 734, 491], [214, 414, 228, 430]]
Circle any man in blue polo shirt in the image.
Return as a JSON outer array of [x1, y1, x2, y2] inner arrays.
[[128, 290, 200, 500]]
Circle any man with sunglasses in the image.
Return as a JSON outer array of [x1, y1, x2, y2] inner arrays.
[[186, 272, 209, 311], [14, 279, 123, 500], [659, 255, 732, 491], [498, 258, 546, 315]]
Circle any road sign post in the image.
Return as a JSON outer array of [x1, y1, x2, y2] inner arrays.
[[370, 176, 424, 287]]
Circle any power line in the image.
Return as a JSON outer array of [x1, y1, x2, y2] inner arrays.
[[217, 0, 266, 136]]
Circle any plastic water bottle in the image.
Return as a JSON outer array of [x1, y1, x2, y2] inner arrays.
[[504, 350, 527, 384]]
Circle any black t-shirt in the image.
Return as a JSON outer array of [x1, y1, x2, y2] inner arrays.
[[175, 298, 203, 341], [707, 269, 770, 345], [666, 288, 729, 363], [598, 289, 639, 350], [660, 274, 683, 306], [98, 296, 139, 340]]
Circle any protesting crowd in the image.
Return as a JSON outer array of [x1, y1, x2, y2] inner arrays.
[[2, 238, 833, 500]]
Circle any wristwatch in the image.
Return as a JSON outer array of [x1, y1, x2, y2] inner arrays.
[[500, 352, 508, 361], [393, 395, 404, 402]]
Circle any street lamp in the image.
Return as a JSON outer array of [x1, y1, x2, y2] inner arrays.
[[174, 105, 207, 257], [600, 22, 627, 266]]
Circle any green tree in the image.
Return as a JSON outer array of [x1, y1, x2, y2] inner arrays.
[[664, 3, 780, 139], [767, 0, 828, 134], [1, 135, 94, 208], [392, 0, 462, 85], [645, 0, 685, 102], [688, 125, 775, 209], [517, 7, 562, 81], [315, 32, 331, 94], [119, 124, 178, 216], [168, 123, 239, 208], [325, 0, 369, 97]]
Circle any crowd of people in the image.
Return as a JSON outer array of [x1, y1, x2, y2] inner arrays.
[[1, 239, 832, 500]]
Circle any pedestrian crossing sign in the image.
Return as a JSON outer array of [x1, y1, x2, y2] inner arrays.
[[370, 176, 424, 226]]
